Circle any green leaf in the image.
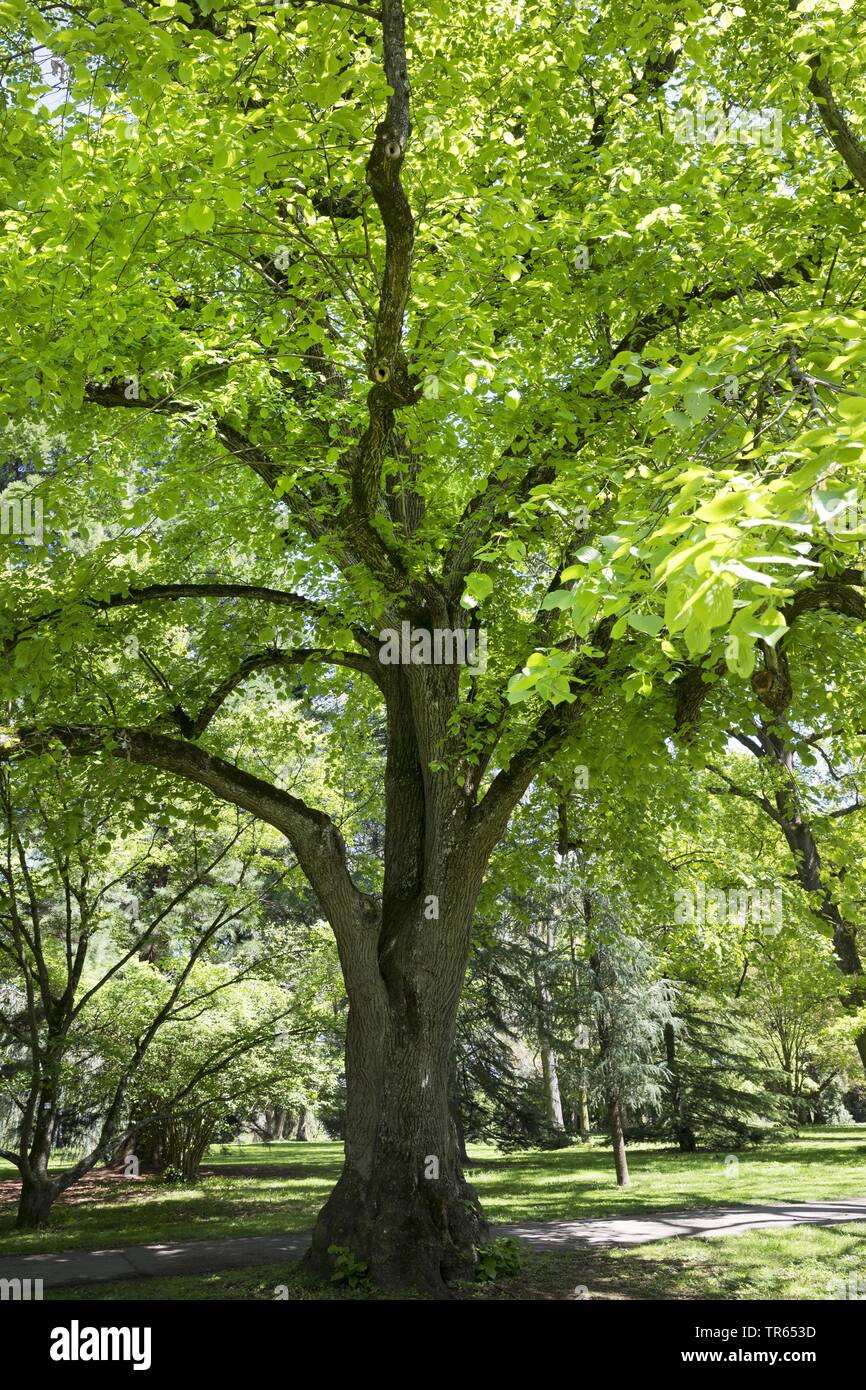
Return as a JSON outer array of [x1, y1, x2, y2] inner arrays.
[[695, 491, 748, 523], [693, 577, 733, 630], [541, 589, 576, 610], [461, 571, 494, 608], [683, 387, 713, 421], [627, 612, 665, 635], [837, 395, 866, 423], [188, 202, 215, 233]]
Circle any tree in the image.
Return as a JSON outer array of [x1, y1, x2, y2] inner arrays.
[[748, 931, 850, 1122], [0, 761, 291, 1227], [662, 989, 792, 1150], [3, 0, 866, 1289], [585, 904, 672, 1186], [126, 971, 325, 1180], [692, 636, 866, 1070], [456, 873, 577, 1153]]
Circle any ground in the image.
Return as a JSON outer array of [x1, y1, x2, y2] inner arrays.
[[2, 1127, 864, 1299], [36, 1224, 866, 1301]]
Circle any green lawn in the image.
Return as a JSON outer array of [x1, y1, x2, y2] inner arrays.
[[464, 1125, 866, 1223], [43, 1222, 866, 1302], [0, 1143, 343, 1255], [2, 1126, 864, 1259]]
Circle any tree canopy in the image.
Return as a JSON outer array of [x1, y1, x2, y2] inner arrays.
[[2, 0, 866, 1292]]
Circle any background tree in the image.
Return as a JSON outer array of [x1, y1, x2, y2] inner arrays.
[[0, 761, 293, 1227], [584, 905, 673, 1186]]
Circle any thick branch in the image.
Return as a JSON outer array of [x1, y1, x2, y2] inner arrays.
[[346, 0, 418, 532], [808, 60, 866, 193], [3, 727, 373, 934]]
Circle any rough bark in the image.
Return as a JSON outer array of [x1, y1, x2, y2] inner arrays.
[[306, 1011, 486, 1293], [16, 1175, 59, 1230], [305, 833, 491, 1295]]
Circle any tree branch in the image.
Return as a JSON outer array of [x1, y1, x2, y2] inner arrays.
[[2, 727, 375, 934], [808, 58, 866, 193], [184, 645, 379, 737]]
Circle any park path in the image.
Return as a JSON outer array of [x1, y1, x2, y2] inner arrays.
[[2, 1196, 866, 1290]]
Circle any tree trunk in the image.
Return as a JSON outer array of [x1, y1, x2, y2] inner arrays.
[[306, 978, 487, 1292], [532, 918, 564, 1130], [16, 1071, 61, 1229], [541, 1042, 565, 1130], [664, 1021, 696, 1152], [577, 1080, 591, 1141], [129, 1104, 164, 1172], [108, 1132, 136, 1170], [296, 1106, 322, 1141], [91, 641, 534, 1292], [305, 845, 490, 1295], [793, 843, 866, 1072], [590, 948, 631, 1186], [609, 1095, 630, 1187], [568, 909, 590, 1140], [754, 721, 866, 1075], [16, 1174, 59, 1230]]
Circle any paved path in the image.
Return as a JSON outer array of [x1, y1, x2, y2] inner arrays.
[[496, 1196, 866, 1249], [0, 1232, 312, 1290], [3, 1197, 866, 1290]]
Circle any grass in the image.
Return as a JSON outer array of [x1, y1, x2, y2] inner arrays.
[[0, 1144, 342, 1255], [2, 1126, 864, 1259], [43, 1223, 866, 1302], [465, 1126, 866, 1223], [600, 1221, 866, 1301]]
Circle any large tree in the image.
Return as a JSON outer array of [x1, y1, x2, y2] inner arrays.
[[2, 0, 866, 1289]]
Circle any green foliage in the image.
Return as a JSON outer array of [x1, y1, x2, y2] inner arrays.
[[2, 0, 866, 1278], [327, 1245, 371, 1291], [585, 910, 674, 1120], [663, 990, 795, 1150], [0, 760, 342, 1200], [474, 1237, 522, 1284]]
